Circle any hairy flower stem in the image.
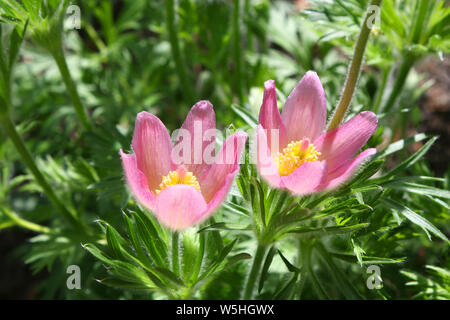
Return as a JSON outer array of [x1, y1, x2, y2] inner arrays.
[[242, 243, 267, 299], [51, 46, 93, 131], [0, 115, 85, 232], [165, 0, 195, 103], [327, 0, 382, 131]]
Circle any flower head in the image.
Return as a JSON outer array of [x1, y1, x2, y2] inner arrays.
[[257, 71, 378, 195], [121, 101, 247, 230]]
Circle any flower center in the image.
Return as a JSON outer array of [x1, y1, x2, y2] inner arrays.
[[155, 168, 201, 195], [275, 139, 321, 176]]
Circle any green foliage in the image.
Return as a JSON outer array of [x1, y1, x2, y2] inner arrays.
[[0, 0, 448, 300], [0, 0, 68, 52], [231, 106, 448, 298], [402, 265, 450, 300], [84, 208, 250, 299]]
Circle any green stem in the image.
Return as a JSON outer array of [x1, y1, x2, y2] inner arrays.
[[0, 204, 53, 234], [172, 231, 180, 275], [233, 0, 244, 104], [165, 0, 195, 103], [328, 0, 383, 131], [0, 115, 84, 232], [380, 0, 429, 113], [51, 46, 92, 131], [190, 230, 205, 284], [410, 0, 430, 44], [373, 67, 389, 113], [380, 56, 415, 113], [85, 24, 107, 52], [244, 0, 253, 51], [295, 239, 305, 300], [0, 220, 15, 230], [314, 241, 363, 299], [305, 191, 331, 209], [242, 243, 267, 299], [302, 240, 329, 299]]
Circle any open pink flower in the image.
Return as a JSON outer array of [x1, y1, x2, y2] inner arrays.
[[257, 71, 378, 195], [121, 101, 247, 230]]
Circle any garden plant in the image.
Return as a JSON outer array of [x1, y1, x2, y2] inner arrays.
[[0, 0, 449, 301]]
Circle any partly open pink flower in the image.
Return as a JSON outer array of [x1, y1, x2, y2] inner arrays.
[[121, 101, 247, 230], [257, 71, 378, 195]]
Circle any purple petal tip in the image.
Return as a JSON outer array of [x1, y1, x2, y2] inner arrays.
[[264, 80, 276, 90]]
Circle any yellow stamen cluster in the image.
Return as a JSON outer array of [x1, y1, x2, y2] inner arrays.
[[155, 170, 201, 195], [275, 140, 321, 176]]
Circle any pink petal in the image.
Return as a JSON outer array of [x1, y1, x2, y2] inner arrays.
[[132, 112, 175, 192], [202, 167, 239, 221], [281, 161, 328, 195], [258, 80, 287, 153], [318, 148, 376, 191], [120, 150, 156, 210], [155, 185, 207, 230], [200, 131, 247, 203], [174, 100, 216, 181], [255, 125, 283, 188], [281, 71, 327, 143], [313, 111, 378, 171]]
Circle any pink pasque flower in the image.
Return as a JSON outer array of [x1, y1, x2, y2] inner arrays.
[[257, 71, 378, 195], [120, 101, 247, 230]]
